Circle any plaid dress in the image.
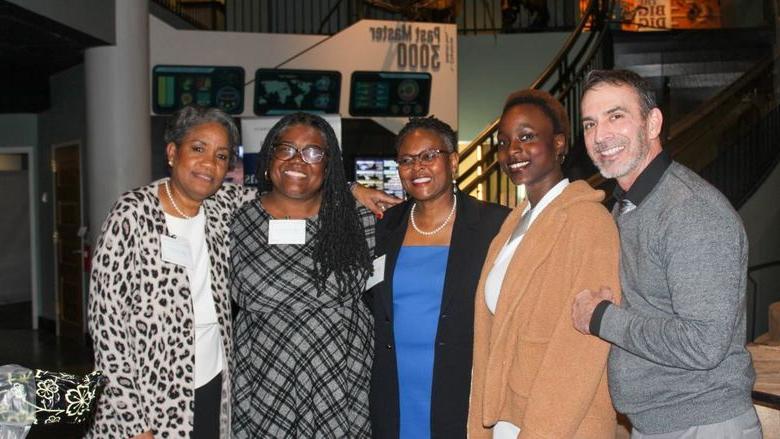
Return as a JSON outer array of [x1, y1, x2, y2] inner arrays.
[[229, 200, 375, 438]]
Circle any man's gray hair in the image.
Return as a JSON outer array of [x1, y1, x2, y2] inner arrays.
[[582, 69, 657, 117]]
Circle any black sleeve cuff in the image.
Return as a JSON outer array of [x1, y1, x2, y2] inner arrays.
[[589, 300, 612, 337]]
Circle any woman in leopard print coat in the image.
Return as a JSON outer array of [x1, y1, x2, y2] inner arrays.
[[87, 106, 254, 439]]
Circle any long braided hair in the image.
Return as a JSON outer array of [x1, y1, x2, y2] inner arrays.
[[254, 112, 372, 295]]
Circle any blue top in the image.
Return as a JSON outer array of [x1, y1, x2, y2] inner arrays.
[[393, 245, 449, 439]]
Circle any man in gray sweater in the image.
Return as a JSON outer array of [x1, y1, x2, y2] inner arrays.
[[571, 69, 760, 438]]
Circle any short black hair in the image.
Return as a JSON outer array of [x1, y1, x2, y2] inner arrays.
[[164, 105, 240, 168], [394, 116, 457, 153], [582, 69, 657, 117], [502, 89, 570, 152]]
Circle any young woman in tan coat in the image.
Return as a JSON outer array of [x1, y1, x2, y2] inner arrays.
[[468, 89, 620, 439]]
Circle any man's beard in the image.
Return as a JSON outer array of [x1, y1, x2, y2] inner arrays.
[[592, 128, 649, 180]]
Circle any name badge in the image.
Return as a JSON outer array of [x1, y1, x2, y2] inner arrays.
[[160, 235, 192, 268], [365, 255, 386, 291], [268, 219, 307, 245]]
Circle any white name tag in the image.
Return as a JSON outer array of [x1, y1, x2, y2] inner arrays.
[[160, 235, 192, 268], [365, 255, 386, 291], [268, 219, 307, 245]]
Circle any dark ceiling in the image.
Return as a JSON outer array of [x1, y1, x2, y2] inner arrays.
[[0, 0, 108, 113]]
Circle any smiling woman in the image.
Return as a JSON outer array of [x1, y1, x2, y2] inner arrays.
[[229, 112, 376, 438], [368, 117, 509, 439], [468, 89, 621, 439], [88, 105, 256, 439]]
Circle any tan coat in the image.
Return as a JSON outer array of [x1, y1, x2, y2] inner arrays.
[[468, 181, 620, 439]]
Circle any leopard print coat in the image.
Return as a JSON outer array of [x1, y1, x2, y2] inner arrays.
[[87, 180, 255, 438]]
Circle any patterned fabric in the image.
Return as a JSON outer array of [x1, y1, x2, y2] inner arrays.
[[230, 201, 375, 438], [87, 180, 256, 439], [33, 370, 105, 425], [0, 367, 105, 427]]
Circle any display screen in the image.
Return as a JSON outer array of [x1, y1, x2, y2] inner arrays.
[[355, 157, 404, 199], [349, 71, 431, 117], [254, 69, 341, 115], [153, 65, 245, 114]]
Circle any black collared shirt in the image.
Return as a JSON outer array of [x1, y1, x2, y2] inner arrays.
[[613, 149, 672, 207], [589, 149, 672, 336]]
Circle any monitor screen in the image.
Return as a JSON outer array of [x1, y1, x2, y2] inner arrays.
[[254, 69, 341, 115], [349, 71, 431, 117], [153, 65, 245, 114], [355, 157, 404, 199]]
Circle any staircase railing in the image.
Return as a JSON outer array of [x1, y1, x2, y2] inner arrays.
[[158, 0, 581, 35], [151, 0, 226, 30], [459, 0, 577, 35], [457, 0, 614, 206], [668, 56, 779, 209]]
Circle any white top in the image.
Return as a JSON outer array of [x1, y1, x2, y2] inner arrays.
[[483, 178, 569, 439], [165, 210, 224, 388]]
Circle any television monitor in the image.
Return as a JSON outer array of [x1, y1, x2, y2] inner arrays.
[[254, 69, 341, 115], [349, 71, 431, 117], [153, 65, 245, 114], [355, 157, 404, 199]]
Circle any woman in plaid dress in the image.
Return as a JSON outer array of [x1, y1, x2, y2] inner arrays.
[[230, 112, 376, 438]]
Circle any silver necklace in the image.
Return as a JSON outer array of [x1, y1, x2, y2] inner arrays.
[[410, 195, 457, 236], [164, 180, 196, 219]]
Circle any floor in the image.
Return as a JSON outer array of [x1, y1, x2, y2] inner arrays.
[[0, 304, 94, 438]]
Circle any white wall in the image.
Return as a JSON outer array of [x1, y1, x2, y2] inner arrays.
[[458, 32, 571, 140], [149, 16, 458, 134], [739, 161, 780, 338]]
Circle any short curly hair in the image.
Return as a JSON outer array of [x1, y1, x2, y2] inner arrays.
[[394, 116, 457, 153], [502, 89, 570, 153]]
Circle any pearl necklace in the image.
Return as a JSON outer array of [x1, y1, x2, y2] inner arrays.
[[410, 195, 457, 236], [164, 180, 197, 219]]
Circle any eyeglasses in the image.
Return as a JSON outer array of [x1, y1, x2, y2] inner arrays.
[[272, 142, 327, 164], [396, 149, 450, 168]]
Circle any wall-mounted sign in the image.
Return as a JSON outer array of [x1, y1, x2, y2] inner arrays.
[[253, 69, 341, 115], [368, 23, 454, 72], [153, 65, 245, 114], [349, 71, 431, 117]]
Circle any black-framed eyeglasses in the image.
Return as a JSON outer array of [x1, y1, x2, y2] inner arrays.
[[396, 149, 450, 168], [272, 142, 327, 164]]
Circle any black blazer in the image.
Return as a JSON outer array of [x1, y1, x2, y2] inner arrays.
[[368, 192, 509, 439]]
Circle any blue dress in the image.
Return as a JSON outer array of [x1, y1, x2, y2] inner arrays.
[[393, 246, 449, 439]]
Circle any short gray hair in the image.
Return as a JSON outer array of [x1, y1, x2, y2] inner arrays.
[[164, 105, 240, 167], [582, 69, 657, 118]]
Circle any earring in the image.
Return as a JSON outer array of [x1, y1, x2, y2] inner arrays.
[[264, 169, 269, 180], [559, 153, 566, 164], [168, 160, 173, 167], [452, 178, 458, 194]]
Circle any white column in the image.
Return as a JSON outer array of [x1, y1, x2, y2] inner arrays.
[[85, 0, 150, 240]]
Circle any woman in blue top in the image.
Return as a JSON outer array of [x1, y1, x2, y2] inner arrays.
[[369, 117, 509, 438]]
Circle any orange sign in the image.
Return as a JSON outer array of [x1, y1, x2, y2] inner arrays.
[[580, 0, 721, 31]]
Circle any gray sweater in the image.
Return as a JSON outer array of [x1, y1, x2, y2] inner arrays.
[[599, 162, 755, 434]]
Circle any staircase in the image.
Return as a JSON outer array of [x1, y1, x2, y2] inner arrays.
[[457, 0, 780, 213], [457, 0, 615, 206]]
